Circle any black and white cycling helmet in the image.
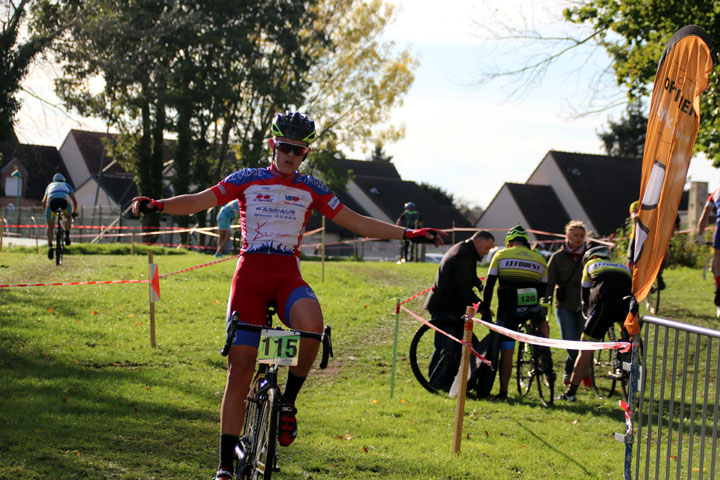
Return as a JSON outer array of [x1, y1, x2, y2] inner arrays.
[[582, 245, 611, 265], [53, 173, 66, 182], [271, 111, 317, 144]]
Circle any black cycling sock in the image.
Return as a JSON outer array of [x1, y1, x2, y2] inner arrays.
[[283, 371, 307, 405], [219, 433, 239, 472]]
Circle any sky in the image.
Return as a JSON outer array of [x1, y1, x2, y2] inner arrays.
[[14, 0, 720, 209]]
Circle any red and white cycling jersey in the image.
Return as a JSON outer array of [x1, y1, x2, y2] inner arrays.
[[211, 165, 343, 256]]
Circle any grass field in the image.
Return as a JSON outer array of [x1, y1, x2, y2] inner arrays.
[[0, 248, 718, 479]]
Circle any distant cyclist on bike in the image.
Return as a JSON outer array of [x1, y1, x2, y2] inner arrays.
[[42, 173, 77, 260], [422, 230, 495, 391], [481, 225, 549, 401], [396, 201, 422, 262], [557, 246, 631, 402], [130, 111, 446, 480]]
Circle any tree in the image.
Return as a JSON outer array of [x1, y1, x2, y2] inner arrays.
[[418, 181, 454, 207], [368, 141, 393, 163], [598, 101, 647, 157], [0, 0, 55, 144], [562, 1, 720, 163]]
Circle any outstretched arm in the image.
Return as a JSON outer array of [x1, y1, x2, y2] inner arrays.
[[697, 201, 712, 235], [331, 206, 446, 246], [132, 188, 218, 216]]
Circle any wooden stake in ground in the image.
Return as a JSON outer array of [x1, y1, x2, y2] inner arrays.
[[452, 305, 474, 454], [148, 251, 160, 347]]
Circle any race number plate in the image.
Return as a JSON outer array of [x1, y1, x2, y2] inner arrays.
[[517, 287, 538, 306], [258, 329, 300, 366]]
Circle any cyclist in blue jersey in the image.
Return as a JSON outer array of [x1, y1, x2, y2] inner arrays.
[[215, 200, 240, 257], [131, 111, 447, 480], [42, 173, 77, 260], [556, 246, 631, 402]]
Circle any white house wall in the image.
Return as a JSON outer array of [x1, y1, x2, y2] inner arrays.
[[58, 133, 91, 188], [526, 154, 597, 234], [476, 186, 538, 243], [345, 179, 393, 223], [75, 179, 116, 207]]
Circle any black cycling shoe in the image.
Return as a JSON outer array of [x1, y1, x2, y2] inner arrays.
[[64, 230, 71, 246], [714, 290, 720, 307], [213, 468, 233, 479], [48, 247, 54, 260]]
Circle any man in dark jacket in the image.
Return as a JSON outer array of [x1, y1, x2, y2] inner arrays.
[[422, 230, 495, 391]]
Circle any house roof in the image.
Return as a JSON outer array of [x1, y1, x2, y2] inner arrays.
[[505, 183, 571, 240], [335, 158, 402, 180], [1, 142, 68, 199], [546, 150, 642, 236]]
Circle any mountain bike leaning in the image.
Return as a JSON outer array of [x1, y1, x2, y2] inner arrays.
[[515, 303, 555, 407], [221, 305, 333, 480]]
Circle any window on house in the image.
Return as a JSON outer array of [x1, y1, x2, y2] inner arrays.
[[4, 176, 21, 197]]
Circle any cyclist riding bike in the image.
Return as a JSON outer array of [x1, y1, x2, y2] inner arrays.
[[557, 246, 631, 402], [42, 173, 78, 260], [396, 201, 423, 262], [481, 225, 549, 401], [130, 111, 446, 480]]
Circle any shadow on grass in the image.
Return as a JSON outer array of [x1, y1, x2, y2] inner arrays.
[[0, 346, 218, 478]]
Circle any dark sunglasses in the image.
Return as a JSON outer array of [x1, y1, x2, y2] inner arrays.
[[275, 141, 308, 156]]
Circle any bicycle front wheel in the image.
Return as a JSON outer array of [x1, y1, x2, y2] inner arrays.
[[250, 387, 279, 480], [409, 319, 460, 395]]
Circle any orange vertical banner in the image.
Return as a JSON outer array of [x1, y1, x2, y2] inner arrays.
[[625, 25, 716, 334]]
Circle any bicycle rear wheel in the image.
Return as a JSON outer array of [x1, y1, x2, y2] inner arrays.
[[516, 324, 534, 397], [250, 387, 279, 480], [534, 346, 554, 407], [408, 319, 459, 394], [55, 220, 64, 266]]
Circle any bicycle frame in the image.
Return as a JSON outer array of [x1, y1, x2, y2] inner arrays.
[[221, 308, 332, 480]]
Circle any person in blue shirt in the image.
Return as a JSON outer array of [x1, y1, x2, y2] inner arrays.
[[42, 173, 77, 260], [215, 200, 240, 257]]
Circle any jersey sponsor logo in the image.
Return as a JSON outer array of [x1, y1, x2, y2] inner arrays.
[[285, 195, 300, 202], [498, 258, 543, 272], [587, 261, 630, 275], [301, 174, 331, 195], [305, 287, 317, 300], [328, 195, 340, 210], [255, 193, 273, 202]]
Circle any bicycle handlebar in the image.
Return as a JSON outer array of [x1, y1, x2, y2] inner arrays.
[[221, 311, 334, 369]]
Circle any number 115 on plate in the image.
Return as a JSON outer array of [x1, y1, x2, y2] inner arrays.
[[258, 329, 301, 366]]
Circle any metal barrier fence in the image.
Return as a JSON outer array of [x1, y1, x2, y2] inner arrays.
[[630, 315, 719, 479]]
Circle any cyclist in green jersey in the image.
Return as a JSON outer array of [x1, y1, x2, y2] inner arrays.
[[481, 225, 549, 400], [557, 246, 631, 402]]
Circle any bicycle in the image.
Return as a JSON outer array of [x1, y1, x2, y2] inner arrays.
[[52, 208, 65, 266], [221, 306, 333, 480], [590, 323, 633, 402], [515, 304, 555, 407], [408, 316, 480, 395]]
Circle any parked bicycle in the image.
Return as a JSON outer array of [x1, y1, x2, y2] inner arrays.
[[590, 324, 633, 402], [408, 316, 480, 395], [221, 306, 333, 480], [515, 304, 555, 407]]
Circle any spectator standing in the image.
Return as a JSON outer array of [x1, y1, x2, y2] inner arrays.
[[422, 230, 495, 391], [215, 200, 240, 257], [545, 220, 587, 385]]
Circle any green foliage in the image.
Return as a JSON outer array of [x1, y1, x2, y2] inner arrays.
[[418, 181, 455, 207], [598, 100, 647, 157], [0, 0, 53, 143], [564, 1, 720, 164]]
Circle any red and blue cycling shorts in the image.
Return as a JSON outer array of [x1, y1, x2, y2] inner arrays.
[[226, 253, 318, 347]]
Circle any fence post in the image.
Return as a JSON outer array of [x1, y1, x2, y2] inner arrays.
[[30, 216, 38, 253], [148, 251, 158, 347], [321, 216, 326, 283], [390, 298, 401, 399], [0, 217, 4, 251], [452, 305, 474, 454]]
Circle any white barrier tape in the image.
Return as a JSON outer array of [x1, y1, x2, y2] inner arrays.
[[471, 317, 631, 353], [400, 306, 492, 367]]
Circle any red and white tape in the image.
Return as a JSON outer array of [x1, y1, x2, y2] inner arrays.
[[472, 317, 631, 352]]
